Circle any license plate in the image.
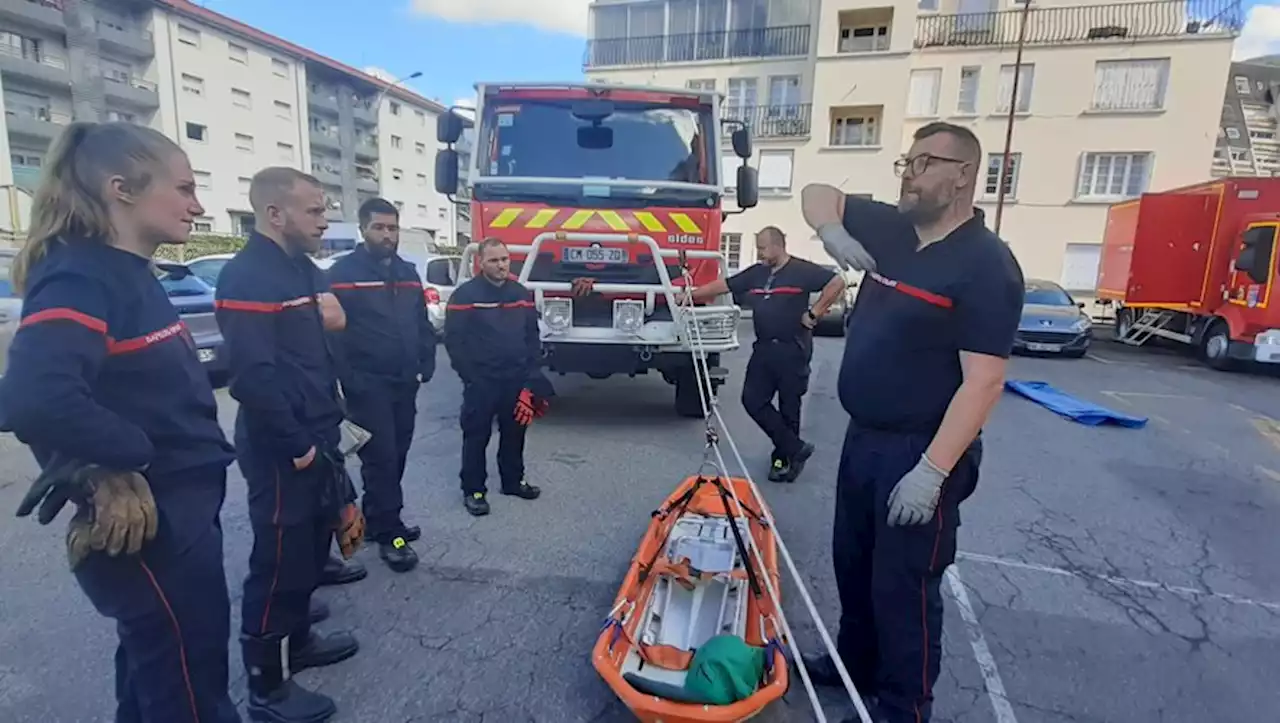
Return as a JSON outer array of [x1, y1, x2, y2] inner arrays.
[[564, 246, 626, 264], [197, 348, 216, 363], [1026, 342, 1061, 352]]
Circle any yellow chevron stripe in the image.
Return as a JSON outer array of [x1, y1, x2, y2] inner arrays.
[[526, 208, 558, 229], [669, 212, 701, 234], [561, 209, 596, 230], [597, 210, 630, 231], [633, 211, 666, 232], [490, 208, 522, 228]]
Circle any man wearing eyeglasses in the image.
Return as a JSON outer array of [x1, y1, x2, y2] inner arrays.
[[797, 122, 1025, 723]]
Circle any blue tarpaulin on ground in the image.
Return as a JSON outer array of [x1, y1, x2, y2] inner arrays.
[[1004, 380, 1148, 429]]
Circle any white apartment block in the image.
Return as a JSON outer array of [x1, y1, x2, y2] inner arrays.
[[584, 0, 1239, 297], [0, 0, 464, 246]]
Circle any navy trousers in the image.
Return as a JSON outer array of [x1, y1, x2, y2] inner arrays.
[[832, 423, 981, 723], [458, 378, 527, 495], [345, 375, 418, 540], [73, 467, 240, 723], [740, 338, 811, 462]]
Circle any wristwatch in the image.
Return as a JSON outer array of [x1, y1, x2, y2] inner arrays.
[[804, 308, 817, 323]]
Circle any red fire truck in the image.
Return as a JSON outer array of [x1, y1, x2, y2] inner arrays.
[[1096, 176, 1280, 369], [433, 82, 759, 415]]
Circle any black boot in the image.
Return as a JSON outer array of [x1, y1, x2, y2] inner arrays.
[[289, 630, 359, 673], [783, 442, 815, 483], [308, 600, 329, 624], [318, 555, 366, 587], [243, 634, 336, 723], [366, 524, 420, 543], [767, 457, 789, 483], [464, 492, 490, 516], [378, 534, 419, 573], [502, 480, 540, 500]]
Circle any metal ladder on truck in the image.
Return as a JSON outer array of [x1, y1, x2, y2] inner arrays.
[[1117, 308, 1192, 347]]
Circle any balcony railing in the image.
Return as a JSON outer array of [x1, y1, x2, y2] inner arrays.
[[584, 25, 809, 68], [914, 0, 1241, 49], [6, 107, 70, 123], [724, 104, 813, 138], [0, 43, 67, 69], [105, 74, 157, 93]]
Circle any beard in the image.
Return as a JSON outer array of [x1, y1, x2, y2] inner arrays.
[[898, 186, 948, 225]]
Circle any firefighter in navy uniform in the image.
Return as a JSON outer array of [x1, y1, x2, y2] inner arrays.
[[681, 226, 847, 483], [215, 167, 366, 723], [0, 122, 241, 721], [799, 123, 1024, 723], [444, 237, 552, 517], [326, 198, 436, 572]]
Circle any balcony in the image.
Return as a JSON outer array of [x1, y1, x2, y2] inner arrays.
[[0, 0, 66, 34], [915, 0, 1242, 50], [96, 22, 154, 59], [0, 44, 69, 89], [103, 74, 159, 109], [724, 104, 813, 139], [310, 128, 340, 151], [584, 25, 809, 69], [311, 164, 341, 187], [355, 137, 378, 160], [308, 86, 339, 114], [352, 100, 377, 126], [5, 107, 70, 142], [356, 175, 378, 192]]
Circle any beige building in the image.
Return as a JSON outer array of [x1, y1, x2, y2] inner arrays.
[[0, 0, 464, 245], [584, 0, 1239, 297]]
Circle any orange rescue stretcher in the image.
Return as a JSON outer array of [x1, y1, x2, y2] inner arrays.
[[591, 474, 789, 722]]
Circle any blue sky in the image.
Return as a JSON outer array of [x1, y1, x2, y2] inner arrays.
[[199, 0, 1280, 97], [196, 0, 589, 108]]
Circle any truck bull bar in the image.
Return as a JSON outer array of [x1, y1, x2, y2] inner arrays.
[[458, 231, 741, 353]]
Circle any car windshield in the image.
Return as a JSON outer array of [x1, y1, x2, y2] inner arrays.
[[157, 267, 213, 297], [188, 258, 228, 288], [0, 254, 14, 298], [1024, 286, 1074, 306], [474, 95, 718, 206]]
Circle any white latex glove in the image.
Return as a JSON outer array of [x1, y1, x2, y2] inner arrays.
[[817, 223, 877, 272], [887, 455, 949, 526]]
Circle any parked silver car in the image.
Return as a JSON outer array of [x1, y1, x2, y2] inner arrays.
[[0, 249, 20, 377]]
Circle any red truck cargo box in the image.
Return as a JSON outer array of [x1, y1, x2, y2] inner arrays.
[[1097, 190, 1220, 306]]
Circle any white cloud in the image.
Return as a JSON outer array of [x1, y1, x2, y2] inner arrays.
[[409, 0, 589, 36], [1235, 3, 1280, 60]]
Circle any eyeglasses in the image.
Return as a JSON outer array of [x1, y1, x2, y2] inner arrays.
[[893, 153, 969, 178]]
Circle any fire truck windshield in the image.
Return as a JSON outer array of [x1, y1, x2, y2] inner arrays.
[[474, 96, 718, 206]]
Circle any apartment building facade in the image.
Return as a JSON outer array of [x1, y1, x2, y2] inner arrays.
[[0, 0, 464, 246], [584, 0, 1239, 296], [1212, 59, 1280, 179]]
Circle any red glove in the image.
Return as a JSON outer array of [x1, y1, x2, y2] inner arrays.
[[514, 388, 549, 426]]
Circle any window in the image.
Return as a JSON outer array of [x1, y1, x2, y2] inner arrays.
[[416, 173, 427, 186], [194, 218, 213, 233], [726, 78, 758, 120], [997, 64, 1034, 113], [957, 67, 979, 114], [106, 110, 136, 123], [238, 177, 251, 195], [415, 109, 426, 125], [1226, 127, 1241, 139], [830, 107, 880, 146], [1230, 147, 1250, 162], [274, 101, 292, 119], [185, 122, 206, 142], [838, 24, 890, 53], [391, 135, 402, 149], [392, 167, 403, 180], [231, 88, 251, 109], [194, 171, 211, 190], [228, 42, 248, 64], [918, 0, 939, 10], [234, 133, 254, 152], [415, 141, 426, 155], [686, 79, 716, 91], [417, 204, 429, 216], [1076, 152, 1151, 200], [1092, 59, 1169, 111], [1251, 129, 1276, 141], [438, 208, 447, 219], [758, 150, 794, 193], [272, 58, 288, 78], [984, 153, 1020, 198], [181, 73, 203, 96], [907, 69, 941, 117], [1235, 76, 1251, 94], [720, 233, 742, 271], [767, 75, 801, 109], [177, 24, 200, 47], [277, 142, 294, 162], [390, 101, 401, 115]]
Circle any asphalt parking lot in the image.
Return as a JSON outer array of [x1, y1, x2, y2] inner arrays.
[[0, 326, 1277, 723]]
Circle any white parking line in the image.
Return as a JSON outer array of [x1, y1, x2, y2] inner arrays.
[[946, 566, 1020, 723], [1085, 353, 1116, 364], [957, 551, 1280, 612]]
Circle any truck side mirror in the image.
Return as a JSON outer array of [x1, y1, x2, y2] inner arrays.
[[437, 110, 464, 144], [731, 128, 752, 159], [435, 149, 459, 195], [736, 165, 758, 209]]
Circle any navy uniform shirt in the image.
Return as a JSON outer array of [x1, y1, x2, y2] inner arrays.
[[837, 198, 1024, 434], [214, 232, 343, 459], [727, 257, 835, 347], [0, 238, 235, 538], [444, 276, 539, 384], [326, 244, 437, 387]]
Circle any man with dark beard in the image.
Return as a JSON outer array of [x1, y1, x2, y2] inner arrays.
[[797, 122, 1024, 723], [326, 198, 436, 573]]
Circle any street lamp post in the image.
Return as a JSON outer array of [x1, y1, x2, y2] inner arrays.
[[994, 0, 1032, 236], [373, 70, 423, 111]]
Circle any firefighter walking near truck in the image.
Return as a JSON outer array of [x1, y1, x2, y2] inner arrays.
[[326, 198, 436, 572], [444, 237, 553, 517], [215, 167, 366, 723], [679, 226, 847, 482]]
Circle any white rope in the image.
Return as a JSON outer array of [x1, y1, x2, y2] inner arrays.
[[677, 267, 874, 723]]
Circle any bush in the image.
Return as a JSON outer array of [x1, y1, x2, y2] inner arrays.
[[155, 234, 246, 263]]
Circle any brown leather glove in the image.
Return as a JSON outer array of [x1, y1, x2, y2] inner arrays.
[[65, 471, 159, 570], [336, 503, 365, 559], [570, 277, 596, 297]]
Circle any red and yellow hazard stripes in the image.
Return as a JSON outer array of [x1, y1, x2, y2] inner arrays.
[[485, 207, 705, 235]]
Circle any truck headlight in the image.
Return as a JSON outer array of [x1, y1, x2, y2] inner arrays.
[[542, 299, 572, 332], [613, 300, 645, 334]]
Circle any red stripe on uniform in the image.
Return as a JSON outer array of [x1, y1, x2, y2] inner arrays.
[[447, 300, 534, 311], [215, 296, 316, 313], [19, 307, 109, 334], [138, 560, 202, 723], [747, 286, 804, 295], [107, 321, 188, 355], [331, 281, 424, 291], [868, 271, 953, 309]]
